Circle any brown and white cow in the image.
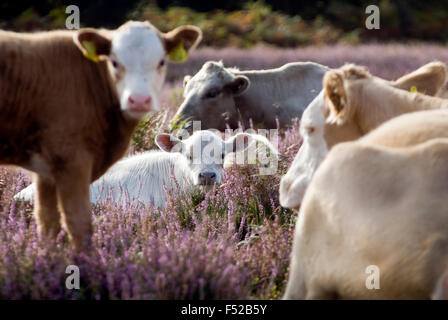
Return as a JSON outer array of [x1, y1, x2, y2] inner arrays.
[[0, 21, 201, 249], [283, 109, 448, 299], [279, 62, 448, 209]]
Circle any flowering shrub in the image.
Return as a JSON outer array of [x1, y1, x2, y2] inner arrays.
[[167, 43, 448, 83], [138, 2, 342, 48], [2, 2, 343, 48], [1, 44, 447, 299], [4, 1, 448, 47], [0, 143, 297, 300]]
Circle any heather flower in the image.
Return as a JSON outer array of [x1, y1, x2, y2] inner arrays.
[[1, 44, 439, 299]]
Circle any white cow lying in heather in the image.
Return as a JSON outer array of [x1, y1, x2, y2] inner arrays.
[[172, 60, 330, 130], [15, 130, 277, 208], [284, 109, 448, 299], [280, 62, 448, 209]]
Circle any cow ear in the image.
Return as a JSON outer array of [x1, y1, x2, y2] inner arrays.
[[225, 76, 250, 96], [183, 75, 192, 88], [226, 133, 252, 153], [163, 26, 202, 63], [393, 61, 447, 96], [155, 134, 183, 153], [324, 71, 348, 125], [74, 29, 111, 63]]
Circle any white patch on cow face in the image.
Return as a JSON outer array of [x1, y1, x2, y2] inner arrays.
[[109, 22, 167, 119], [182, 131, 228, 186], [157, 131, 250, 187], [280, 91, 328, 209]]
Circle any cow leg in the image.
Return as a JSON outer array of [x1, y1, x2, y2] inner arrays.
[[34, 174, 61, 238], [282, 252, 307, 300], [56, 162, 92, 251]]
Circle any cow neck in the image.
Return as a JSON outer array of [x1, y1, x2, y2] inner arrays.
[[89, 67, 140, 180]]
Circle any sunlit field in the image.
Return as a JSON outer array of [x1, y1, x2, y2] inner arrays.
[[1, 44, 448, 299]]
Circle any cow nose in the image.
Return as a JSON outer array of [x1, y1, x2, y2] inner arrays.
[[198, 172, 216, 185], [128, 94, 152, 112]]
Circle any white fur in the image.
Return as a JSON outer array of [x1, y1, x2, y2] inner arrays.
[[90, 151, 192, 207], [279, 91, 327, 209], [14, 151, 192, 208], [110, 22, 166, 118], [14, 131, 276, 208], [174, 61, 329, 130]]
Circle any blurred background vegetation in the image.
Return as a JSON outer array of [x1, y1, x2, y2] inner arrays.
[[1, 0, 448, 47]]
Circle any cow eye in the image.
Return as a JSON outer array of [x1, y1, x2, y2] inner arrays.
[[306, 126, 315, 135], [205, 89, 220, 99], [221, 153, 225, 160], [158, 59, 165, 68], [111, 60, 119, 69]]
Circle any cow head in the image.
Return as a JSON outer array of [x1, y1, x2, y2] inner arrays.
[[155, 130, 251, 186], [171, 61, 250, 131], [74, 21, 202, 120], [279, 91, 328, 210], [280, 67, 369, 209], [279, 62, 447, 210]]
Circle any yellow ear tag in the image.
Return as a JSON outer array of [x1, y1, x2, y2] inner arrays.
[[168, 41, 188, 63], [82, 40, 99, 63], [410, 86, 418, 93]]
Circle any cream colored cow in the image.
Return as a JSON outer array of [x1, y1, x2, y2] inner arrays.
[[280, 62, 448, 210], [283, 109, 448, 299]]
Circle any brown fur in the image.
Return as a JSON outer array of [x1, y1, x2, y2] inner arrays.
[[323, 71, 347, 119], [0, 29, 138, 249], [74, 28, 112, 60], [160, 25, 202, 53]]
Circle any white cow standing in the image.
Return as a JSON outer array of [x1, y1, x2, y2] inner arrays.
[[15, 130, 277, 209]]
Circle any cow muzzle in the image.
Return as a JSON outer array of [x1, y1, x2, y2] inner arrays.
[[128, 93, 153, 113], [198, 172, 217, 185]]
